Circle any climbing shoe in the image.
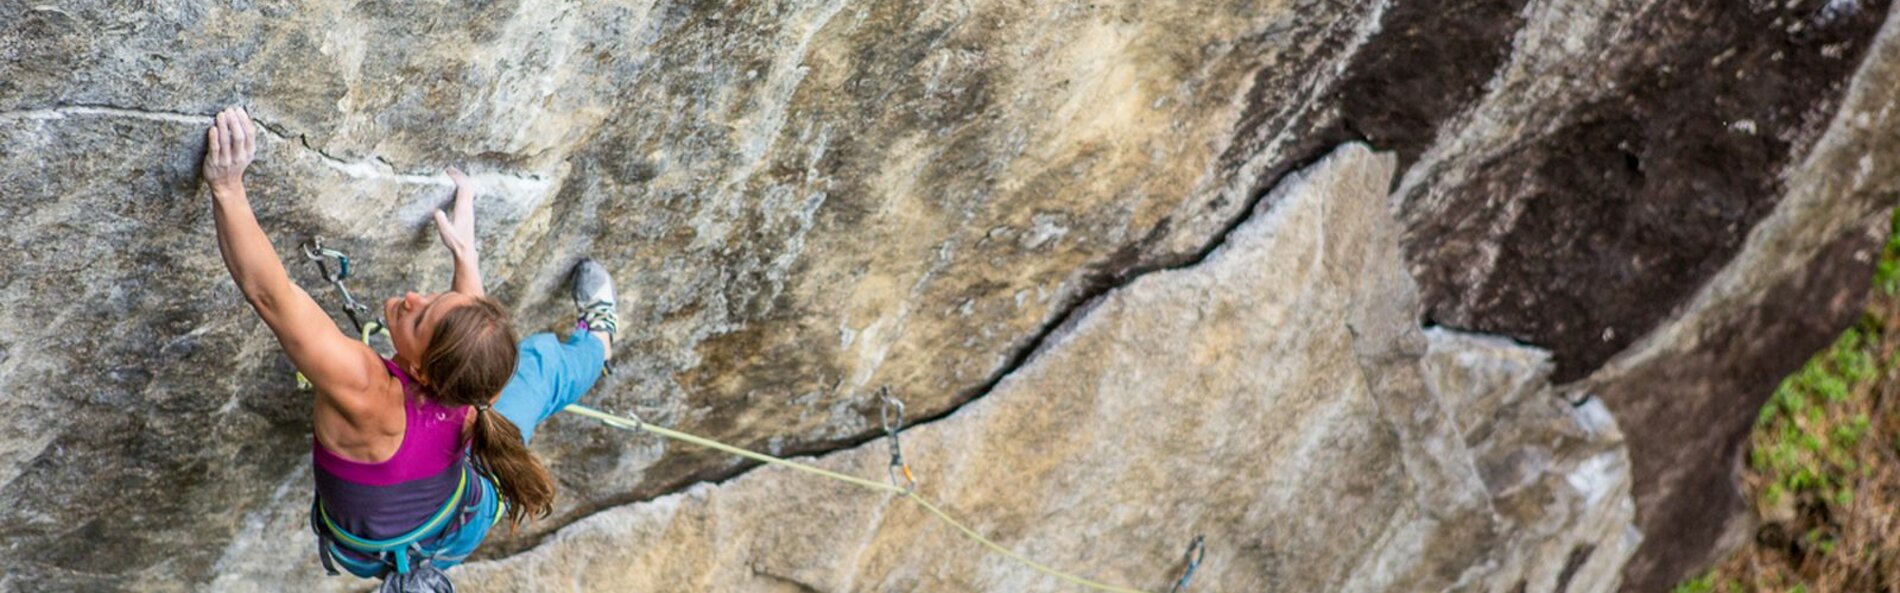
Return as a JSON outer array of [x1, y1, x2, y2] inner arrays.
[[571, 258, 619, 339]]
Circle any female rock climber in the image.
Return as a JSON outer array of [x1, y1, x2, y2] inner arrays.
[[201, 106, 620, 590]]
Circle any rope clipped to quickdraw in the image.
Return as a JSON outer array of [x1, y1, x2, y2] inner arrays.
[[563, 390, 1211, 593], [1168, 535, 1207, 593], [879, 386, 917, 494], [295, 237, 388, 390]]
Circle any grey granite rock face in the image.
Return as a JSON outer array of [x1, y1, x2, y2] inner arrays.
[[0, 0, 1893, 591], [206, 144, 1638, 593]]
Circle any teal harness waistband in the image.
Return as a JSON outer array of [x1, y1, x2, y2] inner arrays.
[[311, 464, 486, 577]]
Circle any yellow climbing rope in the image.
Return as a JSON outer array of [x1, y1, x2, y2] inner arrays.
[[562, 404, 1159, 593]]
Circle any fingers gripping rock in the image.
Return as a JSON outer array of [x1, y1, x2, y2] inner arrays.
[[203, 106, 256, 195]]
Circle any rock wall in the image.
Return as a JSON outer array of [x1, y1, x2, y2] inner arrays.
[[0, 1, 1894, 591]]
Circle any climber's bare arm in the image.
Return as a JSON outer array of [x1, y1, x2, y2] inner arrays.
[[433, 168, 484, 297], [204, 106, 379, 397]]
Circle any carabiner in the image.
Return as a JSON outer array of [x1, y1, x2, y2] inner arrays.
[[300, 236, 378, 337]]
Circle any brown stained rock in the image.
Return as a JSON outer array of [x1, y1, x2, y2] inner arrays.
[[1330, 0, 1532, 168], [1380, 2, 1900, 587], [1580, 19, 1900, 586], [1598, 233, 1877, 592], [1399, 0, 1891, 382]]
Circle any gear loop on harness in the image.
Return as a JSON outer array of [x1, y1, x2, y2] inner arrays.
[[1167, 535, 1207, 593], [877, 387, 917, 494]]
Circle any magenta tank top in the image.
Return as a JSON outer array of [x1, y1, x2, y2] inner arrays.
[[312, 359, 476, 540]]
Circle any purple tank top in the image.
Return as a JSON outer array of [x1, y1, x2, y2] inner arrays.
[[313, 359, 478, 540]]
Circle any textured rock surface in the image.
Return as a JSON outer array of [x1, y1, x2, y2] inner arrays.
[[0, 0, 1894, 591], [1421, 329, 1637, 593], [1377, 1, 1900, 588], [1566, 10, 1900, 589], [1395, 0, 1892, 381], [1, 2, 1388, 588], [209, 145, 1638, 593]]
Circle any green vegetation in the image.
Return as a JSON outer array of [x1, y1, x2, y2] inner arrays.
[[1677, 206, 1900, 592], [1671, 574, 1745, 593], [1749, 322, 1877, 512]]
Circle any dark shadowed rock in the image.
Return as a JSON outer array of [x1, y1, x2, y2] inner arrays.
[[1400, 0, 1890, 382], [1575, 13, 1900, 586]]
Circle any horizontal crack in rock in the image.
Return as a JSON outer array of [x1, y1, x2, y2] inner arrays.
[[0, 103, 551, 186], [0, 104, 206, 125]]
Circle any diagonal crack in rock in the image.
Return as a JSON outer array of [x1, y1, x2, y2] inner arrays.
[[522, 136, 1384, 559]]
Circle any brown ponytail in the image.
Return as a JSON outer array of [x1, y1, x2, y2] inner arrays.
[[419, 296, 554, 528], [467, 405, 553, 527]]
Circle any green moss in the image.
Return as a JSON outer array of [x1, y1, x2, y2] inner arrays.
[[1877, 206, 1900, 295], [1748, 312, 1885, 518], [1673, 575, 1715, 593]]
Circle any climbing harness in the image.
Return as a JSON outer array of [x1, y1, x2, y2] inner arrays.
[[311, 465, 485, 577], [295, 241, 1211, 592], [297, 240, 483, 587]]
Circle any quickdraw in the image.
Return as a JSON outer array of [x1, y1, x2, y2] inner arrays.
[[879, 386, 918, 494], [1168, 535, 1207, 593], [301, 236, 383, 338], [295, 237, 387, 390]]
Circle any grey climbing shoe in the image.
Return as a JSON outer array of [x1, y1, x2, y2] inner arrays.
[[571, 258, 619, 338]]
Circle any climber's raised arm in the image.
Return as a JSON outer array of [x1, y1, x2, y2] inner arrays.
[[433, 168, 484, 297], [203, 106, 379, 400]]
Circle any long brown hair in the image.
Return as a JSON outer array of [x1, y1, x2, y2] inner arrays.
[[418, 296, 552, 528]]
